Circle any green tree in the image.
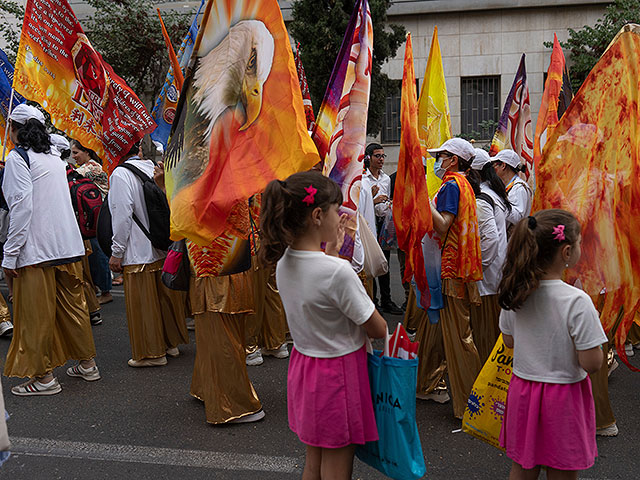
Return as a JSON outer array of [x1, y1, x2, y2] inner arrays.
[[289, 0, 405, 136], [551, 0, 640, 91], [0, 0, 23, 64]]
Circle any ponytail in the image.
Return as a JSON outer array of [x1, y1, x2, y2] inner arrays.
[[481, 163, 512, 213], [259, 171, 343, 266], [498, 209, 581, 310]]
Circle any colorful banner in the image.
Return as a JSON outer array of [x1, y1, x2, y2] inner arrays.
[[14, 0, 156, 171], [150, 0, 205, 153], [164, 0, 320, 246], [534, 33, 573, 174], [417, 26, 451, 198], [312, 0, 373, 260], [0, 48, 25, 154], [489, 54, 535, 191], [534, 24, 640, 369], [393, 33, 432, 310], [295, 43, 315, 132]]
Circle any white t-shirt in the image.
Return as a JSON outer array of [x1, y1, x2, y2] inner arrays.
[[499, 280, 607, 383], [276, 248, 376, 358]]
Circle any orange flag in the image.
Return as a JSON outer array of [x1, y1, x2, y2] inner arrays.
[[157, 9, 184, 92], [393, 33, 432, 304]]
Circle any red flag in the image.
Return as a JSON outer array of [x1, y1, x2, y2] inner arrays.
[[294, 43, 315, 131], [157, 9, 184, 92], [393, 33, 432, 306]]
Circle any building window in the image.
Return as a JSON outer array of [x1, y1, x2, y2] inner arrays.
[[461, 76, 500, 140], [381, 79, 418, 144]]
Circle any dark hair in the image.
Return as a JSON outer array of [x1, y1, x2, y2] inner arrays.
[[125, 140, 141, 158], [467, 168, 482, 196], [498, 209, 581, 310], [259, 171, 343, 265], [11, 119, 51, 153], [71, 140, 101, 164], [365, 143, 383, 157], [480, 163, 512, 213]]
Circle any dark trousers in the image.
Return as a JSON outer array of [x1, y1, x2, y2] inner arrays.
[[396, 249, 410, 302], [373, 249, 392, 304]]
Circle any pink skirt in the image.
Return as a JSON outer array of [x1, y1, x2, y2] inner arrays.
[[500, 374, 597, 470], [288, 344, 378, 448]]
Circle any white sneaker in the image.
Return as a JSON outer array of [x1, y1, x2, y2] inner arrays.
[[186, 318, 195, 331], [625, 343, 634, 357], [262, 344, 289, 359], [0, 321, 13, 337], [608, 358, 619, 377], [166, 347, 180, 358], [246, 350, 263, 366], [417, 390, 450, 404], [597, 423, 619, 437], [229, 409, 265, 424]]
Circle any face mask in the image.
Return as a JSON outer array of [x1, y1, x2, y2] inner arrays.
[[433, 158, 447, 179]]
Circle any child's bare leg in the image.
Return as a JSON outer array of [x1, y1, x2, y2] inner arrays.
[[302, 445, 321, 480], [321, 445, 356, 480], [546, 467, 578, 480], [509, 461, 541, 480]]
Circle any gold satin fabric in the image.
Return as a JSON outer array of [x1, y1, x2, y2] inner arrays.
[[0, 293, 10, 323], [404, 287, 422, 332], [5, 261, 96, 378], [589, 294, 616, 429], [470, 294, 501, 364], [189, 270, 254, 316], [628, 321, 640, 344], [123, 259, 188, 360], [246, 263, 287, 353], [81, 241, 100, 314], [440, 282, 483, 419], [358, 270, 374, 301]]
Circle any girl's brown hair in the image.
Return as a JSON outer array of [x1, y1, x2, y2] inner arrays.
[[259, 171, 343, 266], [71, 139, 101, 164], [498, 209, 581, 311]]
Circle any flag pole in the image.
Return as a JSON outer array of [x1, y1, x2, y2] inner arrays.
[[1, 88, 15, 164]]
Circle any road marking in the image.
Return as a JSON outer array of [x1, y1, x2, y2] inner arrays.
[[10, 437, 301, 473]]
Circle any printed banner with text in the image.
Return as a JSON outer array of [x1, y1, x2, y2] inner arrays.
[[14, 0, 156, 171]]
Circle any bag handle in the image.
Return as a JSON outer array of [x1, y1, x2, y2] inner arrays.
[[366, 324, 390, 357]]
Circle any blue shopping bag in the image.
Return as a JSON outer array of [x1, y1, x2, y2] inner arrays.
[[356, 348, 427, 480]]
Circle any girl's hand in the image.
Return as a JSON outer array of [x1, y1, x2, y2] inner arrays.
[[325, 213, 349, 256]]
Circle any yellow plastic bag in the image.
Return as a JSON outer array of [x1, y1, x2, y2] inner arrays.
[[461, 334, 513, 450]]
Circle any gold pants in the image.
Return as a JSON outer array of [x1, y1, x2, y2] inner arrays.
[[246, 263, 287, 353], [81, 244, 100, 315], [628, 321, 640, 344], [469, 294, 501, 365], [123, 260, 189, 360], [191, 312, 262, 423], [590, 341, 615, 429], [5, 261, 96, 378], [404, 287, 423, 332], [0, 293, 9, 323]]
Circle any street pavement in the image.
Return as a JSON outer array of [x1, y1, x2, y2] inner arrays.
[[0, 255, 638, 479]]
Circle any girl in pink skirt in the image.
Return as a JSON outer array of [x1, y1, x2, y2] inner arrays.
[[260, 171, 387, 479], [498, 210, 607, 479]]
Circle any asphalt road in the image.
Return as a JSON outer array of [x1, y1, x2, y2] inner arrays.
[[0, 256, 638, 480]]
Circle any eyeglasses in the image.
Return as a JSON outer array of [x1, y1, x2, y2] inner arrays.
[[372, 153, 387, 159]]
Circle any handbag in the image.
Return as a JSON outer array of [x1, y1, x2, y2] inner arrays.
[[161, 240, 191, 291], [359, 213, 388, 278], [356, 329, 427, 480], [461, 334, 513, 450], [378, 208, 397, 249]]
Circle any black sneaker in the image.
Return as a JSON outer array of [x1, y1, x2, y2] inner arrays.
[[381, 301, 403, 315], [90, 312, 102, 326]]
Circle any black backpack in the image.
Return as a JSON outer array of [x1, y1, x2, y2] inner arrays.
[[0, 147, 31, 211], [96, 162, 171, 257]]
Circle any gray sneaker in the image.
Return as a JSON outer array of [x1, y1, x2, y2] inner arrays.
[[12, 377, 62, 396], [0, 321, 13, 337], [66, 364, 101, 382]]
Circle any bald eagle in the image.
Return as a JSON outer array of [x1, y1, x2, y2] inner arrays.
[[193, 20, 275, 138]]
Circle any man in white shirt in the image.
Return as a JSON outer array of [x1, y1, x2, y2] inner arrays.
[[2, 105, 100, 396], [109, 141, 188, 368], [361, 143, 402, 315]]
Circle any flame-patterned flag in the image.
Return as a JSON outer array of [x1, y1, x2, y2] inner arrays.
[[393, 33, 432, 308], [535, 24, 640, 369], [14, 0, 155, 171], [294, 43, 315, 132], [312, 0, 373, 260], [534, 33, 573, 174], [418, 26, 451, 198], [489, 54, 535, 191], [164, 0, 320, 246]]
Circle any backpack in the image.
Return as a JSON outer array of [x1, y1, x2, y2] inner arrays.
[[96, 161, 171, 257], [477, 192, 495, 210], [0, 147, 31, 211], [66, 165, 103, 239]]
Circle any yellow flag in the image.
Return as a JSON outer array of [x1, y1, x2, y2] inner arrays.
[[418, 26, 451, 197]]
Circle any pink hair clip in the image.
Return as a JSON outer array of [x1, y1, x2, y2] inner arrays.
[[552, 224, 566, 242], [302, 184, 317, 206]]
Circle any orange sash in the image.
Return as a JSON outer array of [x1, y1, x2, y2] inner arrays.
[[440, 171, 483, 282]]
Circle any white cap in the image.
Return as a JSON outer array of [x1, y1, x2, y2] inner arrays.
[[494, 149, 522, 169], [427, 138, 476, 161], [471, 148, 491, 170], [50, 134, 70, 152], [9, 104, 45, 125]]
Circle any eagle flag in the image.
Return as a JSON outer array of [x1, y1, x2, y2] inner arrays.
[[418, 26, 451, 198], [312, 0, 373, 260], [533, 33, 573, 174], [164, 0, 320, 248], [150, 0, 205, 153], [534, 24, 640, 369], [295, 43, 315, 132], [393, 33, 432, 309], [0, 48, 25, 155], [489, 53, 535, 191], [13, 0, 155, 171]]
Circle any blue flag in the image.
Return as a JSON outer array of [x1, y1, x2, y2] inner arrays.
[[150, 0, 205, 152], [0, 48, 25, 141]]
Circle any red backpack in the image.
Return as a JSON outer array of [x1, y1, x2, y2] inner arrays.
[[66, 165, 103, 239]]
